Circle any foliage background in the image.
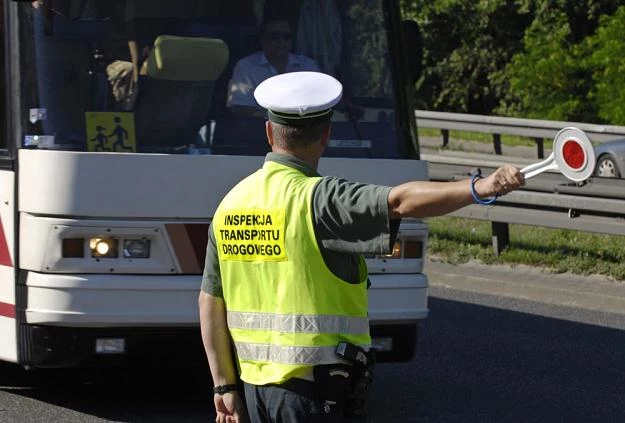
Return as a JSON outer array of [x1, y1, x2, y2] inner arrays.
[[400, 0, 625, 124]]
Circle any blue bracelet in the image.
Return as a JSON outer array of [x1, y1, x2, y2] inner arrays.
[[470, 174, 497, 205]]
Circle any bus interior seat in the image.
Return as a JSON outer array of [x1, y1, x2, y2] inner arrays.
[[123, 1, 259, 120], [132, 35, 229, 151]]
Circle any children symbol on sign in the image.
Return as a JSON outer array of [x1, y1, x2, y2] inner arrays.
[[91, 125, 111, 151], [109, 116, 133, 152]]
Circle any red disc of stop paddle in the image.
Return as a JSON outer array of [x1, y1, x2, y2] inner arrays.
[[562, 139, 585, 170]]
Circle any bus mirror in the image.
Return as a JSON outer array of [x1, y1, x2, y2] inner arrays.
[[145, 36, 230, 82], [402, 20, 423, 83]]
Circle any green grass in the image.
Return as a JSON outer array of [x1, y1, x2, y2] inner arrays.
[[426, 216, 625, 281], [418, 127, 554, 149]]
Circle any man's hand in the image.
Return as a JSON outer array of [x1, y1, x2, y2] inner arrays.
[[214, 392, 248, 423], [475, 164, 525, 198], [199, 292, 245, 421]]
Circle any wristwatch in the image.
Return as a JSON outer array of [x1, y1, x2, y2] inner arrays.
[[213, 384, 238, 395]]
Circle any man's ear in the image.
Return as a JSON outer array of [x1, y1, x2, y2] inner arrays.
[[320, 123, 331, 147], [266, 121, 274, 147]]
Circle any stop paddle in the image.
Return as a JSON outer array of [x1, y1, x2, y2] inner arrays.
[[521, 127, 595, 182]]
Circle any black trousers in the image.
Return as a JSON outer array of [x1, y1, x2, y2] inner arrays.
[[243, 378, 366, 423]]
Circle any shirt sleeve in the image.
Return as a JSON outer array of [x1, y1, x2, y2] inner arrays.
[[200, 224, 223, 297], [228, 60, 257, 108], [313, 176, 400, 254]]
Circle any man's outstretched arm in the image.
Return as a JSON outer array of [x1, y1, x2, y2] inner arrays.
[[388, 164, 524, 219]]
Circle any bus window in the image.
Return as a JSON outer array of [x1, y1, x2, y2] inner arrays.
[[16, 0, 406, 159]]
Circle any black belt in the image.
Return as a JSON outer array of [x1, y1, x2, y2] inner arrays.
[[267, 377, 318, 399]]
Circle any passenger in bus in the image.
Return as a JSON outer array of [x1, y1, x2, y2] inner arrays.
[[227, 17, 319, 116], [199, 72, 525, 422]]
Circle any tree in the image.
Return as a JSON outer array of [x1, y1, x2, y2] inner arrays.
[[402, 0, 531, 114], [498, 1, 621, 122], [586, 5, 625, 124], [401, 0, 623, 122], [497, 10, 595, 121]]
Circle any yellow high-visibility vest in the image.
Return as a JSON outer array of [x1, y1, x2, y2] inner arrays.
[[212, 160, 371, 385]]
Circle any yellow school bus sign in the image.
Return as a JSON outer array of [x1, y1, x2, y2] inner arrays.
[[85, 112, 137, 152]]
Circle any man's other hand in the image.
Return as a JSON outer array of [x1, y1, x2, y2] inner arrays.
[[214, 391, 248, 423]]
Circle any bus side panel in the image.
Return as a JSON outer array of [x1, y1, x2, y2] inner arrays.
[[0, 170, 17, 363]]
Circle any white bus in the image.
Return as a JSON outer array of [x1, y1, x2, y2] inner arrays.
[[0, 0, 428, 368]]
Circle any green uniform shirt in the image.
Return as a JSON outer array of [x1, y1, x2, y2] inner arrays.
[[201, 152, 400, 296]]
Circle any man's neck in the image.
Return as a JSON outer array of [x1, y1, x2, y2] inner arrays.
[[271, 146, 320, 170], [266, 53, 288, 74]]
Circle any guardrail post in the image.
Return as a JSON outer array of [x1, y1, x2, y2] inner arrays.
[[491, 221, 509, 256], [534, 137, 544, 158], [441, 129, 449, 148], [493, 134, 502, 155]]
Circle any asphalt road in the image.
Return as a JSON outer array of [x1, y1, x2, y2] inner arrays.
[[3, 276, 625, 423]]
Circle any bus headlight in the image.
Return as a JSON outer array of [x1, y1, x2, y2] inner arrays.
[[375, 240, 423, 259], [89, 238, 118, 258], [383, 241, 402, 258], [123, 238, 150, 258]]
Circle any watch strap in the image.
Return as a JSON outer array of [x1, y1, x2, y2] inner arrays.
[[213, 384, 238, 395]]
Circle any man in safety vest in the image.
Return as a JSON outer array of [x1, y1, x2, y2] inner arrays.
[[199, 71, 524, 422]]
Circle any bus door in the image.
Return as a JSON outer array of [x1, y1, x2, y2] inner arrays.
[[0, 1, 17, 364]]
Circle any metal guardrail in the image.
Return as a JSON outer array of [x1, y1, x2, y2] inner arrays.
[[416, 110, 625, 158], [416, 110, 625, 255]]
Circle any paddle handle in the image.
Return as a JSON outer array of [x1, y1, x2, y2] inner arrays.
[[520, 153, 558, 179]]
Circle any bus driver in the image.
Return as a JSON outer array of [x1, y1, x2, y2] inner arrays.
[[227, 17, 319, 116]]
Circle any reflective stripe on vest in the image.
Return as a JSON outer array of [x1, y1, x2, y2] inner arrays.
[[234, 342, 356, 365], [227, 311, 369, 335]]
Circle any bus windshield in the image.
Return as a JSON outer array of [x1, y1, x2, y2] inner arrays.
[[16, 0, 404, 158]]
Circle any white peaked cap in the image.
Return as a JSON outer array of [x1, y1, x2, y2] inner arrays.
[[254, 72, 342, 125]]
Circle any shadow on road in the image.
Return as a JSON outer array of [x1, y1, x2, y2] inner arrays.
[[370, 296, 625, 422], [0, 361, 215, 422]]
